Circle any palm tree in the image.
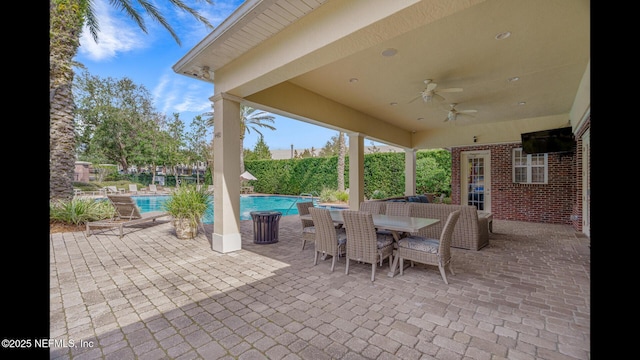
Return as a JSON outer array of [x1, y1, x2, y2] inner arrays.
[[50, 0, 213, 201], [204, 105, 276, 173]]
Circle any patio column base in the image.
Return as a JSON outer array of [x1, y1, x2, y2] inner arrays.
[[212, 232, 242, 253]]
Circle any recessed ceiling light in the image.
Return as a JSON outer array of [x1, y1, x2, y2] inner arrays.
[[518, 101, 526, 105], [381, 48, 397, 57], [349, 78, 358, 83], [495, 31, 511, 40], [508, 76, 520, 82], [417, 117, 424, 121], [390, 102, 398, 106]]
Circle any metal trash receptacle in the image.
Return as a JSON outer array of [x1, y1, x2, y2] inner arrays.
[[250, 211, 282, 244]]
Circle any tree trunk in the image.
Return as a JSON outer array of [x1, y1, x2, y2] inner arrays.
[[50, 0, 84, 201], [240, 134, 245, 174], [337, 132, 346, 191]]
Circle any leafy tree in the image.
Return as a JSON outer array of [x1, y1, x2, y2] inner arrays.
[[165, 113, 187, 186], [318, 132, 346, 191], [368, 141, 381, 154], [416, 156, 451, 196], [50, 0, 213, 201], [298, 149, 314, 158], [244, 135, 272, 161], [319, 134, 341, 157], [74, 71, 158, 173], [187, 114, 209, 184], [140, 112, 171, 185]]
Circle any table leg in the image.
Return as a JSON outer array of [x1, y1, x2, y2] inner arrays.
[[387, 252, 400, 277]]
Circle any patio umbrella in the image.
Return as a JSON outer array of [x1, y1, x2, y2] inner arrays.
[[240, 171, 257, 181]]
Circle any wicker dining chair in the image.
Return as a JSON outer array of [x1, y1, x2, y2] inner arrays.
[[342, 210, 395, 282], [296, 201, 316, 250], [378, 201, 411, 239], [359, 201, 386, 215], [395, 210, 461, 284], [308, 207, 347, 272]]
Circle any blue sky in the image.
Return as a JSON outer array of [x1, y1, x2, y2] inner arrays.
[[74, 0, 349, 151]]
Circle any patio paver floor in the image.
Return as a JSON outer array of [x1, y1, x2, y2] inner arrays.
[[49, 216, 590, 359]]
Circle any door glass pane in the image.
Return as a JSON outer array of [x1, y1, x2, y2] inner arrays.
[[467, 157, 485, 210]]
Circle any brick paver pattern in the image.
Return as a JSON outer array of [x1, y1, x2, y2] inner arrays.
[[50, 215, 590, 359]]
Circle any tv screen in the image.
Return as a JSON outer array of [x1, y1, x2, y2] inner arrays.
[[521, 127, 575, 154]]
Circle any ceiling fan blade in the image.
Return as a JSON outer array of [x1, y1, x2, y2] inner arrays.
[[425, 82, 438, 92], [437, 87, 463, 93], [408, 95, 421, 103], [433, 93, 446, 101], [458, 109, 478, 114]]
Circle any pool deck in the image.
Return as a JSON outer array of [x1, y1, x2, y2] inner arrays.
[[49, 216, 590, 359]]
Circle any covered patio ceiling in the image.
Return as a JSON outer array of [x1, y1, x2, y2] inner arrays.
[[173, 0, 590, 150]]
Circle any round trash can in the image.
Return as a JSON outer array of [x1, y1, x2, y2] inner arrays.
[[250, 211, 282, 244]]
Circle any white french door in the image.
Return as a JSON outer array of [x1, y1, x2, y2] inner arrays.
[[461, 151, 491, 212]]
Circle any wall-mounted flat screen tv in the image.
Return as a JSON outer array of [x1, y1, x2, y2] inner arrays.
[[521, 126, 575, 154]]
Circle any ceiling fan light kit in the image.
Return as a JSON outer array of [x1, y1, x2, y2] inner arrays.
[[444, 103, 478, 122], [410, 79, 463, 104]]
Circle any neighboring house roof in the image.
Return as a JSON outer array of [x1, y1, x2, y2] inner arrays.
[[269, 145, 403, 160]]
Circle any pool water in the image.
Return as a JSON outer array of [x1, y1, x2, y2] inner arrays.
[[132, 195, 322, 224]]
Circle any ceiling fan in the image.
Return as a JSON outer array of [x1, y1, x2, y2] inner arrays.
[[409, 79, 463, 103], [444, 103, 478, 122]]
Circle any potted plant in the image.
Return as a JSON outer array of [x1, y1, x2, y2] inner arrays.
[[163, 185, 211, 239]]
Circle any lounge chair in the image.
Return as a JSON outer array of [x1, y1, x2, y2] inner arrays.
[[104, 186, 122, 195], [86, 195, 171, 238], [129, 184, 139, 194], [148, 184, 158, 194]]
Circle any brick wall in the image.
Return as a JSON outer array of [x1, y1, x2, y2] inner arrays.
[[451, 143, 576, 226]]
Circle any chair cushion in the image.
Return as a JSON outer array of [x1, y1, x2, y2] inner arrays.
[[376, 229, 393, 236], [407, 196, 421, 202], [303, 226, 315, 234], [337, 228, 347, 245], [417, 195, 429, 203], [398, 236, 439, 253], [376, 234, 394, 248]]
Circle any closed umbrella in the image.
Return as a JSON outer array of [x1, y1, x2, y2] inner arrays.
[[240, 171, 257, 181]]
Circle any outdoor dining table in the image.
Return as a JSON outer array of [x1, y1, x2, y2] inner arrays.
[[299, 209, 440, 276]]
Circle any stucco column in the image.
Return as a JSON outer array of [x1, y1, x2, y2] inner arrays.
[[210, 93, 242, 253], [405, 148, 417, 196], [348, 133, 365, 209]]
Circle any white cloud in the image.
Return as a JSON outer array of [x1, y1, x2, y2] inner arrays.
[[78, 0, 146, 61], [153, 70, 213, 119]]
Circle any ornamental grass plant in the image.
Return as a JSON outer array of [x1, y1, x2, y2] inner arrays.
[[49, 198, 116, 225], [162, 185, 211, 229]]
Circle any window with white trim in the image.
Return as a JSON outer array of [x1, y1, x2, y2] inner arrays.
[[513, 148, 548, 184]]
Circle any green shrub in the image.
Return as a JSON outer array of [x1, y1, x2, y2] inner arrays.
[[370, 189, 387, 199], [49, 198, 116, 225], [317, 188, 349, 203], [336, 191, 349, 202], [319, 188, 339, 203]]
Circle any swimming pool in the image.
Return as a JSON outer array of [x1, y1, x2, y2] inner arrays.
[[132, 195, 341, 224]]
